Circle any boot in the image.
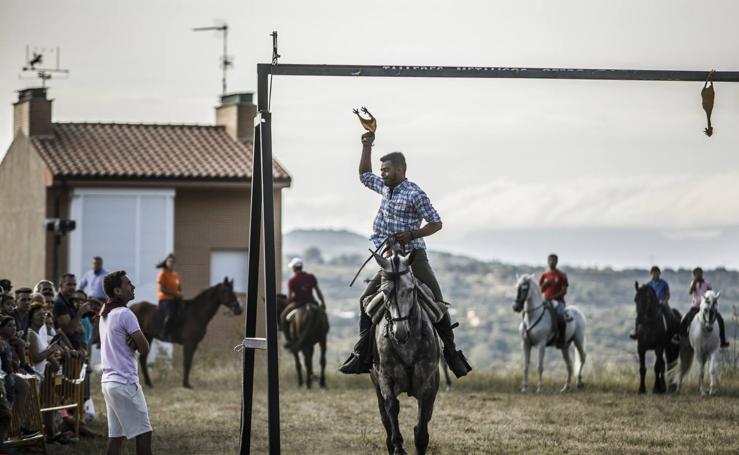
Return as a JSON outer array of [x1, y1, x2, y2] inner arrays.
[[435, 313, 471, 378], [629, 322, 639, 340], [717, 313, 730, 348], [159, 313, 171, 341], [339, 311, 373, 374]]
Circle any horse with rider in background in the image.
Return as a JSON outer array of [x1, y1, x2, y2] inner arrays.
[[632, 281, 681, 394], [278, 258, 329, 389], [513, 274, 587, 393], [672, 290, 723, 396]]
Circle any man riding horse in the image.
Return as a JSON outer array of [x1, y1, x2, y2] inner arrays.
[[539, 254, 569, 348], [680, 267, 729, 348], [630, 266, 677, 340], [339, 131, 471, 378], [280, 257, 326, 349]]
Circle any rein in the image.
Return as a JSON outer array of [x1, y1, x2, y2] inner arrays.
[[349, 236, 391, 287]]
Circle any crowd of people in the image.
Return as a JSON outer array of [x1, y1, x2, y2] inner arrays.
[[0, 260, 105, 447]]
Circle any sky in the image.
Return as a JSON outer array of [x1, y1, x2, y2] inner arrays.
[[2, 0, 739, 269]]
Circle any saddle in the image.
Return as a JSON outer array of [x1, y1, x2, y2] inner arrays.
[[543, 300, 572, 347], [362, 278, 447, 325]]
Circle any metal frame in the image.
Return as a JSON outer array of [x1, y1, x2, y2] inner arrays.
[[239, 62, 739, 455]]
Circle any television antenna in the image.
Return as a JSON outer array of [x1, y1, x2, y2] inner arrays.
[[193, 22, 233, 95], [20, 45, 70, 87]]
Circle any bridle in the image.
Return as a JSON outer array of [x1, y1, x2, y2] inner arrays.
[[701, 298, 718, 327], [381, 259, 417, 342]]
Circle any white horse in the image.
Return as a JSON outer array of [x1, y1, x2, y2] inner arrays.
[[675, 290, 722, 396], [513, 274, 587, 393]]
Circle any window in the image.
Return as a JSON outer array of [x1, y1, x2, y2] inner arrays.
[[210, 250, 248, 293]]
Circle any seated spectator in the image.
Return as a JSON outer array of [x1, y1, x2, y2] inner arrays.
[[53, 274, 89, 355], [33, 280, 56, 311], [27, 304, 61, 376], [13, 288, 32, 339], [0, 316, 34, 438], [0, 295, 14, 317]]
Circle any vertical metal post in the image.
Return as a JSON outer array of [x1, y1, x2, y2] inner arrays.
[[258, 63, 281, 454], [239, 121, 263, 455]]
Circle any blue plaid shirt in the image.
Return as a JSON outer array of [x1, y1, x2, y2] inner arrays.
[[361, 172, 442, 254]]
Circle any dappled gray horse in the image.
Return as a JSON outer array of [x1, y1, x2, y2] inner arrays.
[[370, 252, 440, 455]]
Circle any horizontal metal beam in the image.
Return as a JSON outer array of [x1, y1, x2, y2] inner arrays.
[[263, 63, 739, 82]]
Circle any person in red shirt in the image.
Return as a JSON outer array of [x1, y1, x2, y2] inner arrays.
[[539, 254, 569, 348], [280, 258, 326, 348]]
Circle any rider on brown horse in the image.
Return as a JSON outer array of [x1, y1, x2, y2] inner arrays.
[[339, 131, 471, 378], [280, 257, 326, 349]]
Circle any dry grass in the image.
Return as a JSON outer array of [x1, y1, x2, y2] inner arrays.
[[47, 344, 739, 455]]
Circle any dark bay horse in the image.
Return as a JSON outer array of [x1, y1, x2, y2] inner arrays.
[[633, 282, 681, 394], [278, 294, 329, 388], [370, 252, 439, 455], [130, 277, 242, 388]]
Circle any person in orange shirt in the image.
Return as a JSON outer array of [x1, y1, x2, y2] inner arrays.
[[156, 254, 182, 341]]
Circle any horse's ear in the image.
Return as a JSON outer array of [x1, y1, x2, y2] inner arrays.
[[715, 290, 721, 299], [634, 281, 639, 292], [371, 249, 389, 269], [223, 276, 229, 285]]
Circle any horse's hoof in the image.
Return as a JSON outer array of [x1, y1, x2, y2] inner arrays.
[[709, 389, 717, 396], [560, 385, 570, 393], [520, 387, 528, 393], [183, 384, 193, 389], [638, 388, 646, 395], [576, 382, 585, 389], [536, 386, 543, 394]]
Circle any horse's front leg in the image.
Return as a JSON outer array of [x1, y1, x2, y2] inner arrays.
[[414, 384, 437, 455], [384, 394, 405, 455], [373, 382, 394, 455], [521, 341, 531, 393], [708, 351, 719, 396], [638, 348, 646, 394], [653, 348, 665, 394], [536, 343, 546, 393], [697, 355, 707, 396], [560, 344, 572, 393]]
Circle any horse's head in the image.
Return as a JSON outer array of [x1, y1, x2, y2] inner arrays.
[[513, 274, 536, 313], [634, 281, 659, 324], [217, 277, 242, 315], [373, 250, 416, 345], [699, 290, 720, 331]]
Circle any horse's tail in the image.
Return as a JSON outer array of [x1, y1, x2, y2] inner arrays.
[[668, 338, 694, 386], [568, 306, 587, 374]]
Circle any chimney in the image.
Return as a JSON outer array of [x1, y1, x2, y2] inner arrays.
[[215, 92, 257, 144], [13, 87, 53, 137]]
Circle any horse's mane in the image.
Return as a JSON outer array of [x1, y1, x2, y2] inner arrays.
[[184, 282, 222, 306], [635, 284, 659, 317]]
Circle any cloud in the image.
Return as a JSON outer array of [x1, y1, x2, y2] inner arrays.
[[435, 172, 739, 235]]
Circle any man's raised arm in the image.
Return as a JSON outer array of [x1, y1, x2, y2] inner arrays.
[[359, 132, 374, 175]]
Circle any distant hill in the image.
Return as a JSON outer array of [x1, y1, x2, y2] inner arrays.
[[284, 228, 371, 260], [282, 229, 739, 371]]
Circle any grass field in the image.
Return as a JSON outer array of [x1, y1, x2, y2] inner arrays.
[[48, 344, 739, 455]]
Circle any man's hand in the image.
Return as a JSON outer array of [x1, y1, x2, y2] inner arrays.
[[395, 231, 414, 245], [361, 132, 375, 147]]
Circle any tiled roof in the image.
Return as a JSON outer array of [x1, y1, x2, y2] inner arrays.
[[30, 122, 290, 181]]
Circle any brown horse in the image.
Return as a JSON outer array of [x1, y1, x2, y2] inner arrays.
[[277, 294, 329, 388], [130, 277, 242, 388]]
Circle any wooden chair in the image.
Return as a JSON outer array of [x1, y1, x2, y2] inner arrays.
[[39, 358, 82, 438], [5, 374, 47, 454], [61, 356, 86, 437]]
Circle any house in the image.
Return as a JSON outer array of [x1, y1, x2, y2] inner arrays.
[[0, 87, 290, 337]]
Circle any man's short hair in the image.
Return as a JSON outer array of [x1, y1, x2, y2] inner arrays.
[[693, 267, 703, 275], [103, 270, 127, 298], [380, 152, 406, 171], [14, 288, 32, 296], [548, 254, 558, 261], [650, 266, 661, 274], [58, 273, 76, 286], [92, 256, 103, 262]]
